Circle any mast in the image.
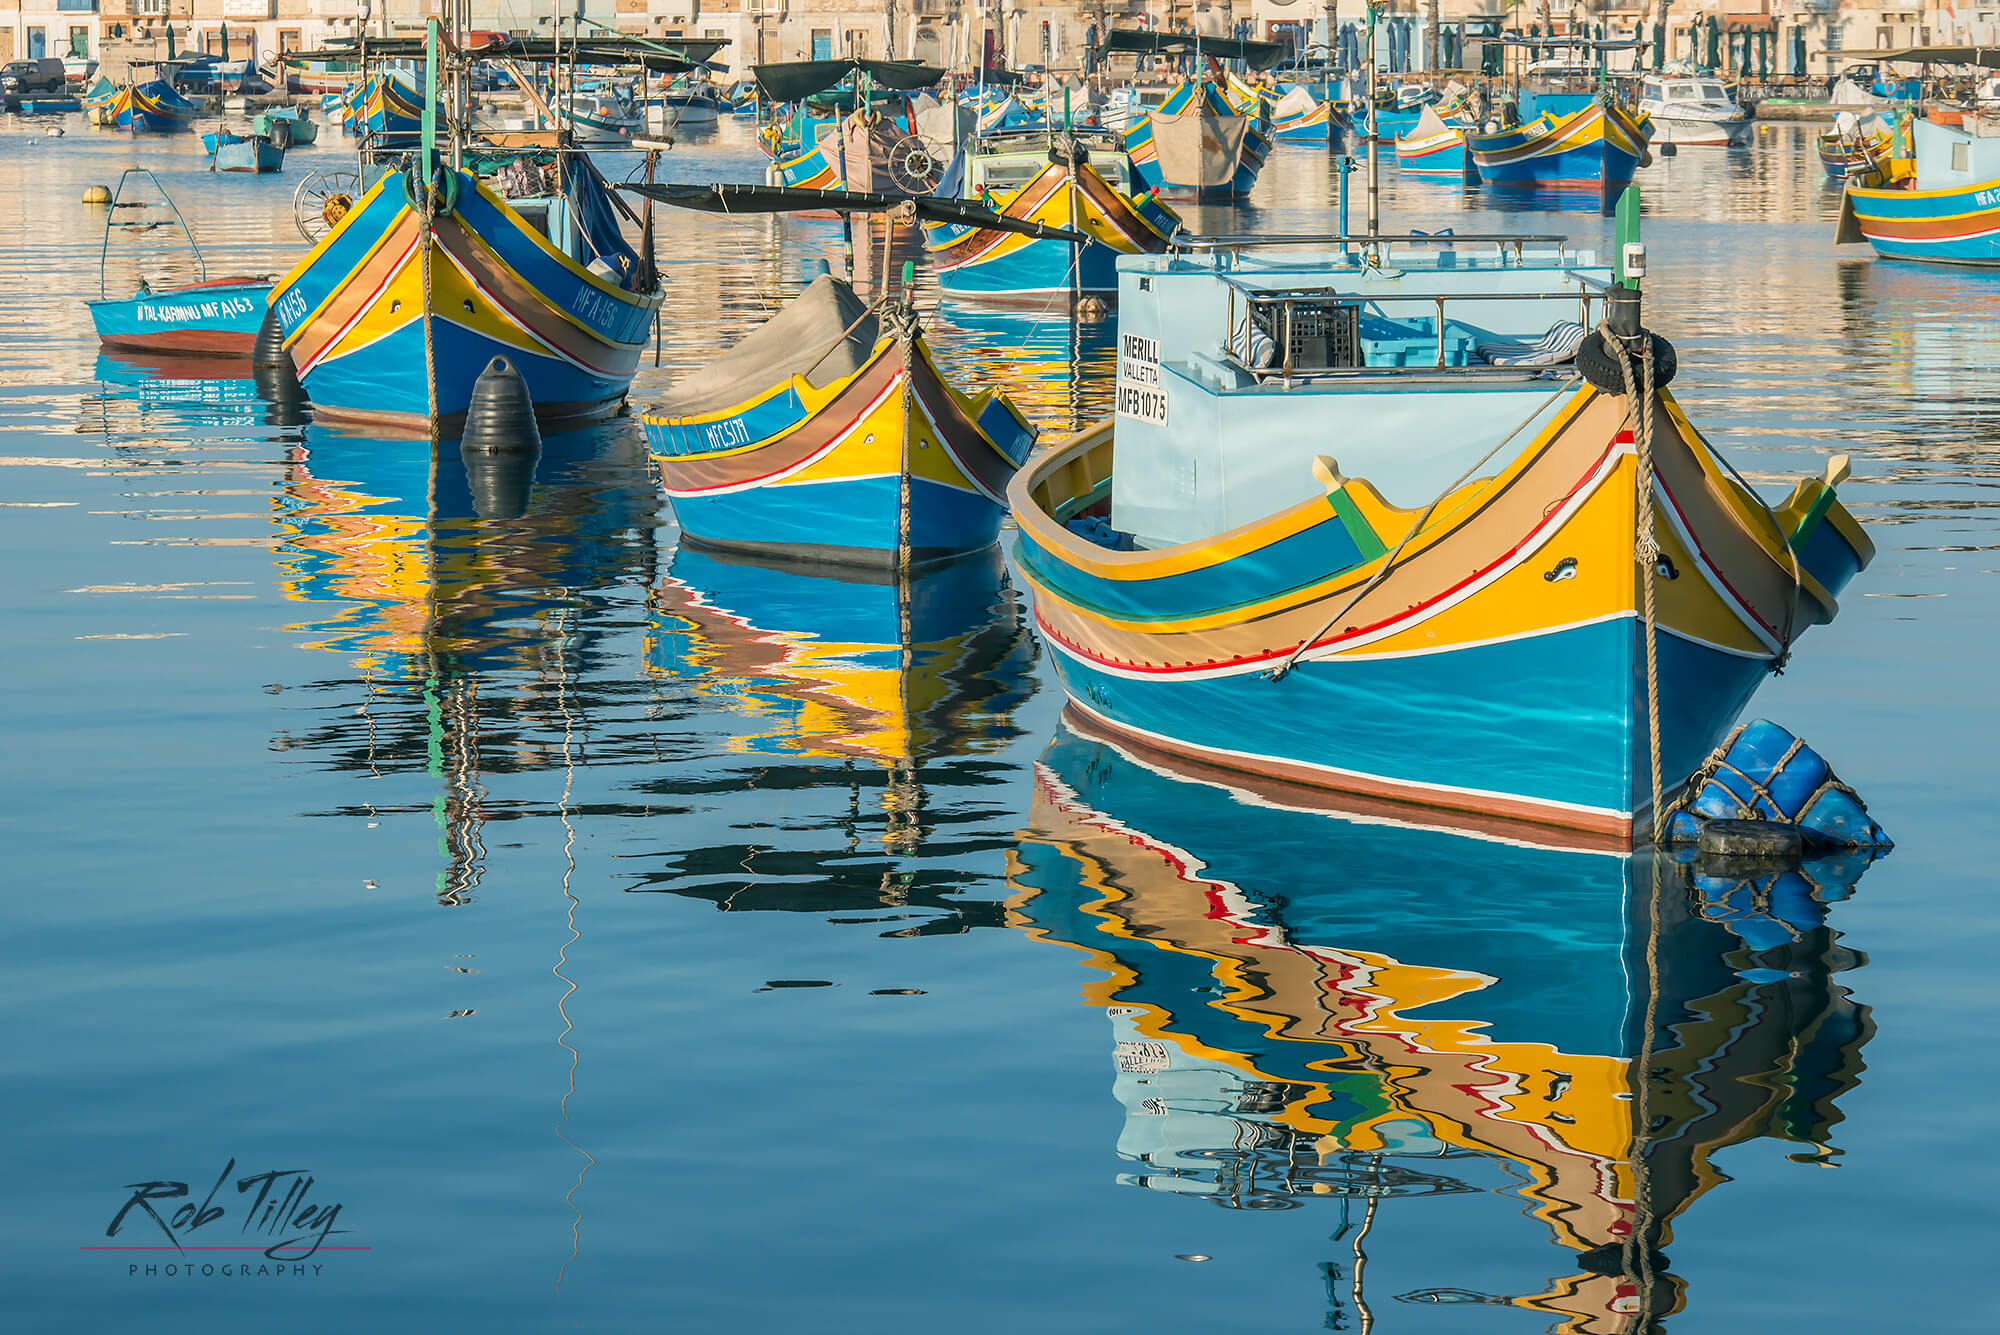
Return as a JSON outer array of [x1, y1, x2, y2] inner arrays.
[[1365, 1, 1378, 235]]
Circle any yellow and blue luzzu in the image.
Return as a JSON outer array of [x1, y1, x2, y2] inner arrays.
[[346, 71, 433, 148], [268, 159, 663, 431], [1268, 85, 1339, 145], [1010, 716, 1880, 1326], [1394, 106, 1470, 175], [645, 274, 1036, 568], [1838, 115, 2000, 266], [1007, 235, 1872, 845], [129, 79, 198, 131], [1467, 100, 1651, 189], [923, 132, 1179, 297], [1123, 79, 1272, 202]]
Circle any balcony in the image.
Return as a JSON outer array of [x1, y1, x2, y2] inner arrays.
[[56, 0, 99, 11]]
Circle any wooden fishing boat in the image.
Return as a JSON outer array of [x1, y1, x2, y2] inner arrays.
[[351, 71, 429, 148], [1838, 114, 2000, 266], [642, 271, 1036, 567], [757, 59, 946, 194], [1466, 100, 1651, 189], [253, 105, 318, 147], [215, 136, 285, 173], [1817, 111, 1891, 180], [86, 169, 271, 356], [268, 159, 662, 430], [81, 75, 120, 124], [1269, 86, 1335, 144], [129, 78, 199, 131], [285, 57, 363, 97], [1393, 105, 1467, 174], [922, 129, 1178, 297], [1122, 78, 1273, 202], [1006, 217, 1872, 844], [1011, 715, 1881, 1327]]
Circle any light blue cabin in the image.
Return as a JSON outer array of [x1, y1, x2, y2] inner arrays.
[[1106, 239, 1613, 547]]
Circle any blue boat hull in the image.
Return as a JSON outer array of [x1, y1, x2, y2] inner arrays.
[[1041, 614, 1772, 829], [668, 473, 1007, 560], [86, 280, 272, 356]]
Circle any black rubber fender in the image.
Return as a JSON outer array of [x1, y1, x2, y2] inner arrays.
[[1576, 329, 1677, 395]]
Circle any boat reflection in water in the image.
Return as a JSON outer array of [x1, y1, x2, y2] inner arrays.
[[927, 301, 1118, 438], [273, 420, 660, 902], [1009, 712, 1880, 1333], [632, 542, 1039, 923]]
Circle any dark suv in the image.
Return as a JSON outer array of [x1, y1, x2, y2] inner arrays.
[[1, 58, 68, 109]]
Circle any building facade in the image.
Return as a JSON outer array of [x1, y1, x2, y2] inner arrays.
[[7, 0, 1999, 77]]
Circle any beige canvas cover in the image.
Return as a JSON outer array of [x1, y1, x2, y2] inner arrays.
[[1149, 108, 1250, 189], [1409, 105, 1453, 140], [651, 275, 880, 419], [1273, 86, 1319, 120]]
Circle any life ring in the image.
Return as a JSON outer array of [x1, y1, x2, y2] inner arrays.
[[401, 163, 462, 217], [1577, 329, 1677, 396]]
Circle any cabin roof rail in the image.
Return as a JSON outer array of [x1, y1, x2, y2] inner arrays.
[[1175, 232, 1570, 252]]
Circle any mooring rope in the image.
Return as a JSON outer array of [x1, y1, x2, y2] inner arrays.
[[419, 176, 440, 449], [1615, 330, 1663, 831]]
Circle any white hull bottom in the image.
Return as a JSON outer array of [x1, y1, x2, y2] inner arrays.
[[1648, 116, 1754, 147]]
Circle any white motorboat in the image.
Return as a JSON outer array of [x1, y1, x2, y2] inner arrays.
[[1636, 74, 1753, 147], [653, 83, 725, 126]]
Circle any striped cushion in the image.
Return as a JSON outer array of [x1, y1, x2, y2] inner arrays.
[[1476, 320, 1586, 367], [1229, 316, 1278, 369]]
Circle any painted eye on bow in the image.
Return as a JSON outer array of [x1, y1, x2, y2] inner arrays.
[[1544, 557, 1578, 582], [1656, 554, 1680, 579]]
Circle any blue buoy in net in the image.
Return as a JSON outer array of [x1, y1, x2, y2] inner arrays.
[[460, 356, 542, 455]]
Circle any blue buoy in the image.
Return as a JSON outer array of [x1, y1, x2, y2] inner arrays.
[[1663, 720, 1891, 854]]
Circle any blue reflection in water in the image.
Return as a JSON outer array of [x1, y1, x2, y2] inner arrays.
[[1012, 716, 1878, 1334]]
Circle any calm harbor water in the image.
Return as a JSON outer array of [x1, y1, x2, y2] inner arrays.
[[2, 115, 1995, 1334]]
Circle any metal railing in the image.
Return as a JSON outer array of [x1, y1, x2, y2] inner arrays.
[[1219, 279, 1611, 382], [1176, 231, 1581, 268]]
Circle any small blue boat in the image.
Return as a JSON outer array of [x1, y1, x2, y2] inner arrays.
[[215, 135, 285, 173], [86, 170, 272, 357], [200, 128, 244, 155]]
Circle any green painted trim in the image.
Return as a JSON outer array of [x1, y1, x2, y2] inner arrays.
[[1328, 489, 1389, 563]]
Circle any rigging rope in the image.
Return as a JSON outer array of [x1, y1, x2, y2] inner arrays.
[[1266, 379, 1574, 682]]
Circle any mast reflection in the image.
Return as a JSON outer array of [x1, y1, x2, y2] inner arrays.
[[272, 420, 661, 904], [1009, 711, 1879, 1334]]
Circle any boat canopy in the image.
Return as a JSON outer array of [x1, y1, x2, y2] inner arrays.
[[752, 58, 944, 103], [1099, 29, 1287, 72], [282, 35, 727, 73], [1834, 45, 2000, 69]]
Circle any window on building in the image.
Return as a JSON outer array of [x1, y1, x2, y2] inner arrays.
[[845, 30, 869, 56], [810, 27, 832, 60], [69, 26, 89, 57], [279, 29, 301, 53], [704, 29, 723, 38]]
